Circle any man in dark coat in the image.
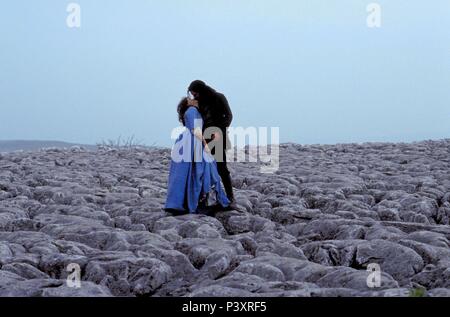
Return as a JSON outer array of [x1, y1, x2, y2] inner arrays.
[[188, 80, 235, 204]]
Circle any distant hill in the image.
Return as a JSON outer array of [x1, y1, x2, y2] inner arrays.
[[0, 140, 97, 152]]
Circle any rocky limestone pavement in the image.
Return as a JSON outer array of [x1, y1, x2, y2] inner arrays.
[[0, 141, 449, 297]]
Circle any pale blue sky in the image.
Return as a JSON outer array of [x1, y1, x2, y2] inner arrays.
[[1, 0, 449, 147]]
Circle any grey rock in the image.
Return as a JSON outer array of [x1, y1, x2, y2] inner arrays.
[[41, 282, 113, 297], [428, 288, 450, 297], [0, 140, 449, 297], [84, 255, 172, 296], [2, 262, 49, 279], [411, 266, 450, 289], [315, 267, 398, 290], [188, 285, 256, 297], [175, 238, 245, 269], [355, 239, 424, 282]]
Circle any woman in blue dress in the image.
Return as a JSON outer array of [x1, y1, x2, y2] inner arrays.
[[165, 97, 230, 215]]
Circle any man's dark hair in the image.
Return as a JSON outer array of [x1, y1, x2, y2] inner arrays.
[[188, 80, 216, 106], [188, 80, 233, 129], [188, 80, 207, 94]]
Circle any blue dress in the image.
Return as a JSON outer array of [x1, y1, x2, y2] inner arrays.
[[165, 107, 230, 213]]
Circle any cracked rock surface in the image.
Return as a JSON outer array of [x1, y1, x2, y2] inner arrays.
[[0, 140, 449, 297]]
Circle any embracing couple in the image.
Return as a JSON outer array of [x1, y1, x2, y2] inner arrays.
[[165, 80, 237, 215]]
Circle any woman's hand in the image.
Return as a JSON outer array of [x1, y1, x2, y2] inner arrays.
[[204, 144, 211, 154], [193, 127, 203, 141]]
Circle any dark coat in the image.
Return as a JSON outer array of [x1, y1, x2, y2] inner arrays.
[[200, 92, 233, 151], [201, 92, 233, 130]]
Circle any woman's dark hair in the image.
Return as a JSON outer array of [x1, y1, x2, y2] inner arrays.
[[177, 97, 189, 126]]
